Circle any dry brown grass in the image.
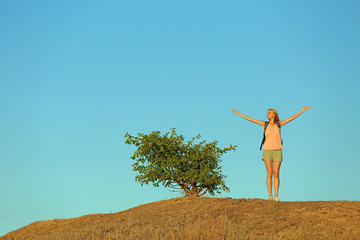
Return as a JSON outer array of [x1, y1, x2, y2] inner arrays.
[[2, 197, 360, 240]]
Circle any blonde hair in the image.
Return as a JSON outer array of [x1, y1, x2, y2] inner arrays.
[[268, 109, 280, 122]]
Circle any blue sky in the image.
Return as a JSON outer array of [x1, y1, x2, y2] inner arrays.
[[1, 0, 360, 236]]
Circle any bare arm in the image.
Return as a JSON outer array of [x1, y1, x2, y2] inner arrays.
[[231, 109, 265, 126], [280, 106, 311, 126]]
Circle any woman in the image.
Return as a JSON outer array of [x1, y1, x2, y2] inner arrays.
[[231, 106, 311, 201]]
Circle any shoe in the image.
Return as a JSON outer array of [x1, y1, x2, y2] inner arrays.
[[268, 196, 274, 200], [274, 197, 280, 202]]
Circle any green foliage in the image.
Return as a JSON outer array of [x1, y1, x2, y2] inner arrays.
[[124, 128, 237, 197]]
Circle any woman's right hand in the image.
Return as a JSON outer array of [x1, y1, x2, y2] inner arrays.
[[231, 109, 264, 126], [231, 109, 240, 114]]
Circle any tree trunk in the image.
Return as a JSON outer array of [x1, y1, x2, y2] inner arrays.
[[181, 185, 199, 198], [184, 190, 200, 198], [178, 181, 205, 198]]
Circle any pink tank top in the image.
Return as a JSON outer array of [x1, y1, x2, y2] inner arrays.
[[263, 123, 283, 150]]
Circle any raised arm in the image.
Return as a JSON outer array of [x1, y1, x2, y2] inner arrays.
[[280, 106, 311, 126], [231, 109, 265, 126]]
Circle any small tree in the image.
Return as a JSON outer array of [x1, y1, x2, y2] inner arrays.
[[124, 128, 237, 197]]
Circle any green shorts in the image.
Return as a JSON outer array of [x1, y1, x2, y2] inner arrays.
[[262, 149, 283, 162]]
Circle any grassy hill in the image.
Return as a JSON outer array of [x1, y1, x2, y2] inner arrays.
[[1, 197, 360, 240]]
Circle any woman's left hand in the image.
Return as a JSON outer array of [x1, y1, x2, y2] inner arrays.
[[302, 106, 311, 111]]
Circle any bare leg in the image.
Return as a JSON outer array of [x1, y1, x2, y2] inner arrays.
[[273, 161, 281, 198], [264, 160, 273, 198]]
